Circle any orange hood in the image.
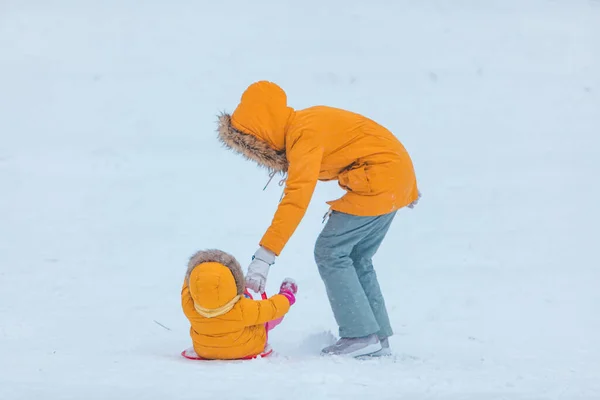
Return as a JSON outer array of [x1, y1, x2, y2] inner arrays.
[[217, 81, 293, 173], [185, 249, 245, 312], [231, 81, 294, 151]]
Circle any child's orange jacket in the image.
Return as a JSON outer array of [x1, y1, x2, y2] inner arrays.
[[218, 80, 420, 256], [181, 249, 290, 360]]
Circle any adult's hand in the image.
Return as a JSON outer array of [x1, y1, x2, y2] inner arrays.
[[245, 246, 276, 293]]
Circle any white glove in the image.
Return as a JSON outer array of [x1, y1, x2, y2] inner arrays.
[[245, 246, 276, 293]]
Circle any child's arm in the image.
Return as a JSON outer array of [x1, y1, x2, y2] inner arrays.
[[240, 279, 297, 326]]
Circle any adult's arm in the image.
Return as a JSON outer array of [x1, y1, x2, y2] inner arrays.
[[259, 132, 323, 255]]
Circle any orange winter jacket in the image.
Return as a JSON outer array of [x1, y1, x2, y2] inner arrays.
[[181, 249, 290, 360], [218, 81, 419, 256]]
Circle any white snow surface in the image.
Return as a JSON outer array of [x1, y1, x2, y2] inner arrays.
[[1, 1, 599, 399]]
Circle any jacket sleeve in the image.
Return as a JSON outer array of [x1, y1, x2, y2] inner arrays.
[[259, 132, 324, 255], [239, 295, 291, 326]]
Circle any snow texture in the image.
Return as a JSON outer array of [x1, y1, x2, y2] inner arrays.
[[1, 0, 599, 399]]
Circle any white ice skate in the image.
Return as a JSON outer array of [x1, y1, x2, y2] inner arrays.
[[321, 334, 382, 358]]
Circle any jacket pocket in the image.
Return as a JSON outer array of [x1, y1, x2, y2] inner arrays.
[[338, 165, 371, 194]]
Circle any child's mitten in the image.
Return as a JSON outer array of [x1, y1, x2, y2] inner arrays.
[[279, 278, 298, 305]]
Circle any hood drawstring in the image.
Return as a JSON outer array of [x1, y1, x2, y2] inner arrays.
[[322, 208, 333, 224], [263, 170, 287, 202], [263, 171, 331, 220], [263, 170, 277, 191]]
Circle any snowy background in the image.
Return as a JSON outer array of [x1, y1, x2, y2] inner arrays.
[[1, 0, 599, 399]]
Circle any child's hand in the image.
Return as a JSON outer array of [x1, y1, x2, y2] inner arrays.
[[280, 278, 298, 295], [279, 278, 298, 305]]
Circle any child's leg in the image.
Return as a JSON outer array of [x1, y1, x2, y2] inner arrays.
[[349, 211, 396, 339], [266, 316, 284, 331], [314, 211, 381, 338]]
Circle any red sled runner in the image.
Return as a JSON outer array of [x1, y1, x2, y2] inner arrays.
[[181, 290, 274, 361]]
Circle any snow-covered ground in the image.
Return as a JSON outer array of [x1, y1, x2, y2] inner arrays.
[[1, 1, 599, 399]]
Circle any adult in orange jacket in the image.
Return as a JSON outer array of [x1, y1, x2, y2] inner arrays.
[[218, 81, 420, 357]]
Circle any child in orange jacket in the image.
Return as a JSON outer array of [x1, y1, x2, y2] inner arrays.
[[181, 249, 297, 360]]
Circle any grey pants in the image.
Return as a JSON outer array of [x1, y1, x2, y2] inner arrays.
[[314, 210, 396, 339]]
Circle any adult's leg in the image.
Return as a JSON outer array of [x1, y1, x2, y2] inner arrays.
[[350, 211, 397, 340], [314, 211, 384, 338]]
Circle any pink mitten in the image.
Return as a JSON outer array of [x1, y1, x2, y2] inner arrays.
[[279, 278, 298, 305]]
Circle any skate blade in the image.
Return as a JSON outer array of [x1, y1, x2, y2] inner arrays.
[[349, 342, 385, 358], [355, 347, 393, 360]]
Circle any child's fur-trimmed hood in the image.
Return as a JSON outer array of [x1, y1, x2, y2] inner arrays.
[[185, 249, 245, 296]]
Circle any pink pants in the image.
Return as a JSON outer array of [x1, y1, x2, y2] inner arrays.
[[266, 316, 284, 331]]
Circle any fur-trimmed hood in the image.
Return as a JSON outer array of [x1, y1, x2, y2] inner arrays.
[[217, 113, 288, 173], [185, 249, 245, 297], [216, 81, 293, 173]]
